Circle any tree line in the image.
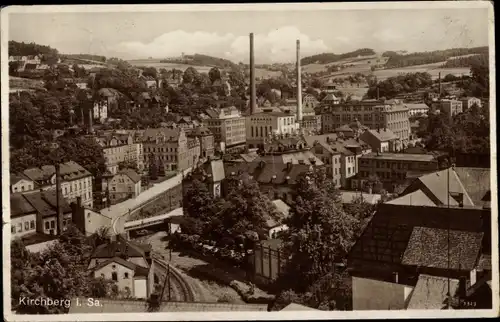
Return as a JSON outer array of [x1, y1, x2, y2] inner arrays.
[[301, 48, 376, 65], [383, 46, 488, 68]]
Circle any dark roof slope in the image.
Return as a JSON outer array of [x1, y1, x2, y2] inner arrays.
[[18, 190, 72, 218], [402, 227, 483, 271], [92, 237, 151, 260], [119, 169, 141, 183]]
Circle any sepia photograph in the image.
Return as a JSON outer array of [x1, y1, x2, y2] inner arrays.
[[1, 2, 497, 320]]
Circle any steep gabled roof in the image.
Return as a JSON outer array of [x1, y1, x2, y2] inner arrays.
[[406, 274, 459, 310], [118, 169, 141, 183], [364, 128, 397, 142]]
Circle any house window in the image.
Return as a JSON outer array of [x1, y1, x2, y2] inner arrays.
[[24, 221, 29, 231], [45, 221, 50, 230], [18, 223, 23, 232], [124, 272, 129, 279], [30, 220, 35, 229], [50, 221, 55, 229], [11, 226, 16, 234], [101, 273, 105, 278], [112, 272, 118, 281], [112, 264, 116, 269], [21, 186, 25, 192]]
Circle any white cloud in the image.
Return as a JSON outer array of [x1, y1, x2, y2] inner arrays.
[[113, 26, 329, 63]]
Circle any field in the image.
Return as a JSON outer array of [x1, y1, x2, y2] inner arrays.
[[303, 54, 388, 74], [9, 76, 45, 92], [373, 66, 470, 80], [128, 59, 214, 73]]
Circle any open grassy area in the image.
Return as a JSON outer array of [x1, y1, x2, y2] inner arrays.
[[9, 76, 45, 91]]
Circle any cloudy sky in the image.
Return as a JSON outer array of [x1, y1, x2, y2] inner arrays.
[[8, 6, 489, 63]]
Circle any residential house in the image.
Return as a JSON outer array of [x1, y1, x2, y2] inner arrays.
[[321, 93, 340, 106], [186, 127, 215, 161], [265, 200, 291, 239], [10, 189, 73, 238], [303, 94, 320, 110], [348, 202, 491, 310], [95, 133, 144, 175], [432, 99, 463, 119], [10, 173, 35, 193], [459, 97, 482, 111], [404, 103, 429, 117], [304, 134, 371, 188], [352, 152, 440, 192], [71, 197, 113, 236], [255, 135, 324, 166], [142, 127, 199, 173], [334, 120, 368, 139], [22, 161, 94, 208], [141, 76, 157, 89], [204, 106, 247, 153], [223, 161, 319, 205], [75, 79, 88, 89], [322, 80, 337, 93], [339, 190, 382, 206], [360, 128, 398, 153], [93, 87, 122, 123], [88, 236, 154, 299], [106, 169, 142, 204], [394, 167, 490, 209]]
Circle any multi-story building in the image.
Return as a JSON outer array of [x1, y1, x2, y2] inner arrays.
[[352, 152, 439, 192], [359, 128, 398, 153], [10, 174, 35, 193], [142, 127, 199, 173], [107, 169, 142, 204], [303, 94, 320, 110], [186, 127, 215, 161], [10, 189, 73, 238], [305, 134, 371, 188], [204, 106, 247, 153], [321, 99, 411, 143], [459, 97, 482, 111], [246, 109, 299, 150], [95, 133, 144, 175], [22, 161, 94, 208], [433, 99, 463, 119]]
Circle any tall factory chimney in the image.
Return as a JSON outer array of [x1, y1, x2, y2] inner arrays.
[[296, 39, 303, 124], [250, 33, 257, 115], [55, 163, 64, 235], [88, 106, 94, 134], [438, 72, 442, 97]]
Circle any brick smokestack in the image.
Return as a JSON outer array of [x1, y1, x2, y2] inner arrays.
[[296, 40, 303, 124], [55, 163, 64, 235], [250, 33, 256, 115], [438, 72, 442, 97], [88, 106, 94, 134]]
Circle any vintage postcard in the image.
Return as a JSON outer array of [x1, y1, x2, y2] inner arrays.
[[1, 1, 497, 321]]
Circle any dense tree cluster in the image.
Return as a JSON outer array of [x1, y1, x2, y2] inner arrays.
[[301, 48, 376, 65], [271, 168, 365, 310], [422, 104, 489, 155], [382, 46, 488, 68], [11, 226, 116, 314], [366, 72, 433, 99], [160, 53, 237, 69], [180, 175, 277, 248], [62, 54, 107, 63], [442, 53, 488, 68], [8, 41, 59, 62]]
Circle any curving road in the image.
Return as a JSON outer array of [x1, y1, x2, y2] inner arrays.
[[153, 255, 196, 302]]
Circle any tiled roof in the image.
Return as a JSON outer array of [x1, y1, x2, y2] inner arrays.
[[401, 227, 483, 271], [142, 128, 182, 142], [20, 189, 72, 218], [92, 237, 151, 260], [453, 167, 490, 206], [186, 127, 212, 138], [303, 134, 354, 156], [97, 87, 122, 98], [386, 190, 437, 207], [10, 173, 32, 185], [68, 298, 268, 313], [406, 274, 459, 310], [119, 169, 141, 183], [405, 103, 430, 110], [10, 193, 37, 217], [22, 161, 92, 183], [93, 256, 149, 277], [322, 93, 338, 101], [364, 128, 397, 142], [361, 152, 437, 162], [224, 161, 315, 186], [256, 151, 324, 165]]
